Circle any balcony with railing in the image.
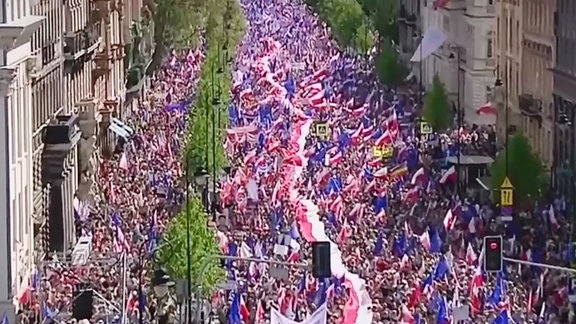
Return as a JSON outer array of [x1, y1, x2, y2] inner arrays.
[[63, 31, 88, 61], [518, 94, 543, 124]]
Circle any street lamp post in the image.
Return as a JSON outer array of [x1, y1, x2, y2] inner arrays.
[[449, 46, 465, 199], [151, 269, 175, 324], [412, 32, 423, 106], [137, 239, 174, 324], [491, 65, 511, 174], [188, 167, 209, 324]]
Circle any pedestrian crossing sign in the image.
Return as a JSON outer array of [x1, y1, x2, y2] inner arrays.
[[315, 122, 329, 141], [420, 122, 432, 134]]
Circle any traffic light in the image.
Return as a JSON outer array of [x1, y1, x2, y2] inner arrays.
[[484, 235, 503, 272], [312, 241, 331, 278]]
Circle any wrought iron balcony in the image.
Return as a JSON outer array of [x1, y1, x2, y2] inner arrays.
[[93, 51, 111, 77], [63, 31, 88, 61], [518, 94, 543, 123], [41, 114, 81, 183]]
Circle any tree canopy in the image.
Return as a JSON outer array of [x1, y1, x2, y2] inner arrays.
[[308, 0, 375, 52], [490, 133, 546, 205], [422, 75, 452, 131], [357, 0, 398, 43], [182, 0, 245, 177], [375, 44, 406, 88], [159, 196, 224, 297], [146, 0, 243, 74]]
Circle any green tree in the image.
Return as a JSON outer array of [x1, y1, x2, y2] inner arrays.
[[490, 133, 546, 205], [422, 75, 452, 131], [146, 0, 242, 74], [311, 0, 375, 52], [356, 0, 398, 44], [375, 45, 406, 88], [159, 196, 225, 297], [355, 23, 375, 54], [182, 0, 245, 176]]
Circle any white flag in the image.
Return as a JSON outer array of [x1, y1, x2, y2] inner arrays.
[[271, 303, 327, 324]]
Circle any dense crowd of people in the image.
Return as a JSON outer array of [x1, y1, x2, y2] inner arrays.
[[21, 47, 204, 323], [16, 0, 576, 323], [216, 0, 576, 323]]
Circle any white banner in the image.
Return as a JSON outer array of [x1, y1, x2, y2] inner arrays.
[[410, 27, 447, 62], [270, 303, 327, 324]]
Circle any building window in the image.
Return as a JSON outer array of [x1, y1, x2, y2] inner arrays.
[[487, 37, 493, 58]]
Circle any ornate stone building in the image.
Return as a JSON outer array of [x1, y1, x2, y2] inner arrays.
[[494, 0, 522, 144], [519, 0, 555, 166], [0, 0, 45, 321], [552, 0, 576, 207], [0, 0, 148, 320]]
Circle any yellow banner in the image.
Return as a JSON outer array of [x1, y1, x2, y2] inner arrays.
[[373, 145, 393, 158]]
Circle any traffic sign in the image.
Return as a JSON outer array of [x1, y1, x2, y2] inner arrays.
[[420, 122, 432, 134], [373, 147, 383, 158], [501, 177, 513, 188], [315, 122, 329, 141], [372, 145, 393, 158], [381, 146, 393, 158], [500, 177, 514, 207]]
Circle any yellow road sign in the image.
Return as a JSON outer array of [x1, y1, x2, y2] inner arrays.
[[501, 177, 513, 188], [500, 188, 513, 206], [500, 177, 514, 206], [381, 146, 393, 157], [373, 147, 383, 158], [420, 122, 432, 134], [373, 145, 393, 158], [315, 122, 329, 141]]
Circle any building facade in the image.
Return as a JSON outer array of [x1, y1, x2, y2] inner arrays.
[[398, 0, 420, 62], [0, 0, 141, 320], [552, 0, 576, 204], [0, 0, 45, 321], [421, 0, 496, 124], [494, 0, 522, 144], [518, 0, 555, 166]]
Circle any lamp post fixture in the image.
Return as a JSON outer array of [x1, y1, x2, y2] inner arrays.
[[183, 167, 209, 324], [493, 78, 508, 175], [412, 32, 423, 105], [151, 269, 175, 324], [137, 238, 174, 324], [448, 45, 465, 199]]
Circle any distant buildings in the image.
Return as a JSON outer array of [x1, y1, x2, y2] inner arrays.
[[419, 0, 496, 123]]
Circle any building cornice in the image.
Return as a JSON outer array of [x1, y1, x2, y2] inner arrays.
[[0, 16, 46, 50]]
